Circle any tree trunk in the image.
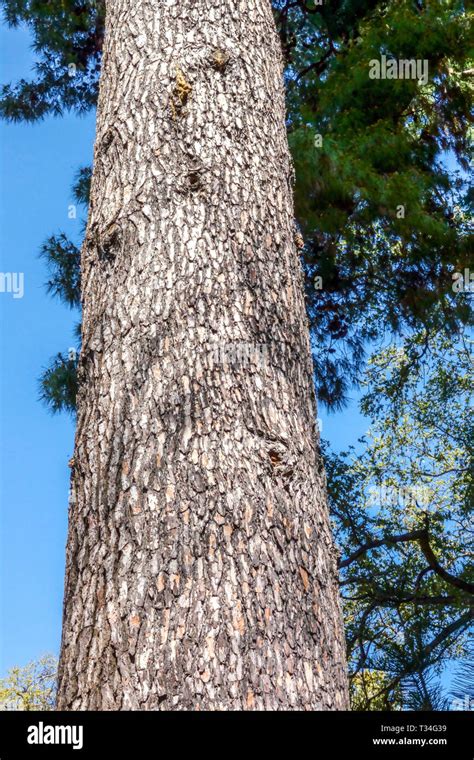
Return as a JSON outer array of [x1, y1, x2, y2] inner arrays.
[[57, 0, 349, 711]]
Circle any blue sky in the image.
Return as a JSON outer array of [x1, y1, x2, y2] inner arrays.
[[0, 22, 369, 676], [0, 23, 96, 673]]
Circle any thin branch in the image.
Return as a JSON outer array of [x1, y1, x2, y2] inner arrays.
[[366, 609, 474, 707], [339, 529, 426, 569]]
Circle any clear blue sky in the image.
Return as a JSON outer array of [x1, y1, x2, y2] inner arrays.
[[0, 22, 368, 676], [0, 23, 96, 674]]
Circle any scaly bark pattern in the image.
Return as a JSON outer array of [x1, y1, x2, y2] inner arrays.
[[57, 0, 349, 710]]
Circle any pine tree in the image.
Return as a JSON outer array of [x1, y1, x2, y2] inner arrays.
[[51, 1, 348, 709]]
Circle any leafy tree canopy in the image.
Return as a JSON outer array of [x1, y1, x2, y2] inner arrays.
[[0, 654, 57, 710], [328, 327, 473, 709]]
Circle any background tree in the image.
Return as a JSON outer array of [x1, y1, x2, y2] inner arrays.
[[0, 655, 57, 711], [327, 327, 473, 709]]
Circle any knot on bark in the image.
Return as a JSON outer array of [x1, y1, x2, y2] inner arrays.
[[98, 126, 122, 156], [98, 222, 122, 262], [170, 67, 192, 119], [176, 159, 206, 196], [210, 47, 231, 71]]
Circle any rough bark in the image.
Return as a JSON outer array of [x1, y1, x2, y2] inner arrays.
[[57, 0, 349, 710]]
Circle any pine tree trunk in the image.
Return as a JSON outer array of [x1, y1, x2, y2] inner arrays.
[[57, 0, 349, 711]]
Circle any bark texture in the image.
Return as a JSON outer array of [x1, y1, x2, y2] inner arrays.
[[57, 0, 349, 710]]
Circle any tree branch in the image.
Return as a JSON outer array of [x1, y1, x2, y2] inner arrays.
[[339, 528, 474, 595], [339, 529, 426, 568]]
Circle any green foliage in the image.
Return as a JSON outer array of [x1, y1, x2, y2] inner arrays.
[[39, 347, 79, 415], [36, 169, 86, 414], [450, 648, 474, 707], [402, 670, 450, 711], [326, 327, 473, 709], [0, 0, 103, 120], [351, 669, 403, 711], [40, 232, 81, 308], [0, 654, 57, 711], [71, 165, 91, 207], [282, 0, 473, 406], [38, 230, 80, 413]]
